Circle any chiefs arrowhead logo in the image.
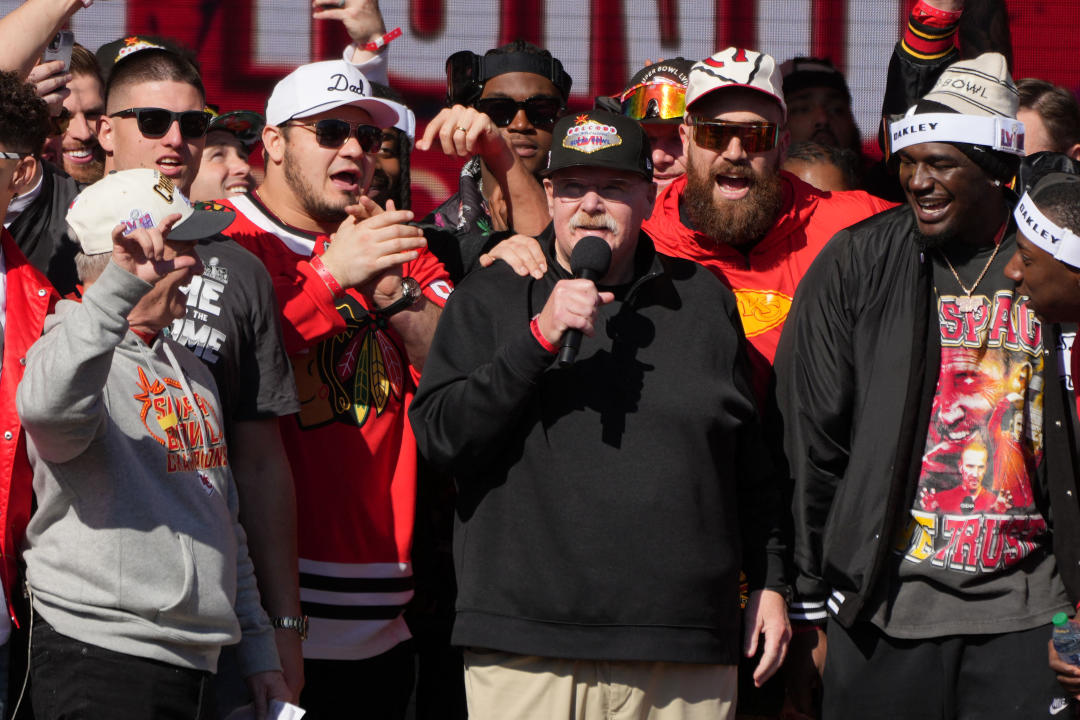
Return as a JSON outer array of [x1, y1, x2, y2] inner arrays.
[[732, 289, 792, 337]]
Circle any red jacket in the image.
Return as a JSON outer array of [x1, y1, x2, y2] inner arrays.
[[643, 172, 896, 396], [0, 229, 57, 622]]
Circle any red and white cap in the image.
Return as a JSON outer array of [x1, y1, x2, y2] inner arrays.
[[685, 48, 786, 117]]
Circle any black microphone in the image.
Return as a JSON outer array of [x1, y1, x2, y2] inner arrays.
[[557, 235, 612, 367]]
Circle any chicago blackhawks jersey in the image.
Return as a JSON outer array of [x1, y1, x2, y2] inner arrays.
[[220, 192, 452, 659]]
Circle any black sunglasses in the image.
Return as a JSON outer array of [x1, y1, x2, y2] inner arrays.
[[284, 118, 382, 153], [109, 107, 212, 139], [474, 95, 563, 128]]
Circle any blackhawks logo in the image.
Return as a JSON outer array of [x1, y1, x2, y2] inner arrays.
[[192, 200, 234, 213], [293, 299, 406, 429]]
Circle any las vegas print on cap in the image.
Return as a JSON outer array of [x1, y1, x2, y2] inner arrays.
[[563, 116, 623, 154]]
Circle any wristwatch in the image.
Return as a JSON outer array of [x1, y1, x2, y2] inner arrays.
[[375, 277, 422, 318], [270, 615, 309, 641]]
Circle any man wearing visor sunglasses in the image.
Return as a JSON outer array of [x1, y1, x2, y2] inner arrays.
[[616, 58, 693, 189]]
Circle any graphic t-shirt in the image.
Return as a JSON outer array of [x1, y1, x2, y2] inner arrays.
[[877, 233, 1070, 637], [169, 233, 299, 425]]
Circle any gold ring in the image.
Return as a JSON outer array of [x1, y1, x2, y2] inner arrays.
[[456, 126, 468, 133]]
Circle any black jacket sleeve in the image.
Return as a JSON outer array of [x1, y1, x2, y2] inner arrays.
[[774, 231, 857, 617], [410, 270, 554, 476], [878, 8, 961, 155]]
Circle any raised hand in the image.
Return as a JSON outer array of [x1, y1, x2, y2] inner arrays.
[[110, 213, 197, 284], [28, 59, 71, 116], [311, 0, 387, 46], [416, 105, 517, 176]]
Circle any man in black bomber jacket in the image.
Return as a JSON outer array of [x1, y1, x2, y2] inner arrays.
[[410, 109, 789, 719], [776, 55, 1080, 719]]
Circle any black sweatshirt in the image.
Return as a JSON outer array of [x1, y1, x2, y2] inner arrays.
[[410, 233, 787, 664]]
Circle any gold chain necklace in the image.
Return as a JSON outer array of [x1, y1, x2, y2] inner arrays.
[[937, 240, 1003, 312]]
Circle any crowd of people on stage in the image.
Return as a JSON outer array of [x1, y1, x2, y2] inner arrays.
[[0, 0, 1078, 718]]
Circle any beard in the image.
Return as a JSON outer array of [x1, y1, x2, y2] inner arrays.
[[62, 143, 106, 185], [914, 229, 956, 250], [913, 222, 960, 250], [283, 143, 352, 224], [682, 152, 784, 247]]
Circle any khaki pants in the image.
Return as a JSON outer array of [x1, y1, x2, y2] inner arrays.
[[463, 649, 737, 720]]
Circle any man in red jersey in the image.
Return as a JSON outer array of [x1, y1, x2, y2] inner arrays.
[[216, 57, 451, 720]]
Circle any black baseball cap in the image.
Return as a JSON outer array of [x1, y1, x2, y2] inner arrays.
[[780, 57, 851, 101], [95, 35, 196, 81], [542, 109, 653, 180]]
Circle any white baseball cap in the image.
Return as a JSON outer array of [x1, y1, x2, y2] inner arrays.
[[685, 48, 787, 118], [396, 106, 416, 143], [265, 60, 404, 129], [67, 169, 236, 256]]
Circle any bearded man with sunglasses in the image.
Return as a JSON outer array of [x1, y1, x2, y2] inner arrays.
[[215, 58, 452, 720], [642, 48, 893, 402], [97, 47, 307, 707]]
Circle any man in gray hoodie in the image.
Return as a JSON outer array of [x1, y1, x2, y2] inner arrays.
[[16, 168, 289, 720]]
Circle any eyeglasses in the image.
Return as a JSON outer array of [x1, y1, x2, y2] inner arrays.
[[687, 117, 779, 153], [109, 107, 213, 139], [619, 81, 686, 121], [284, 119, 382, 153], [473, 95, 563, 128], [0, 151, 28, 160]]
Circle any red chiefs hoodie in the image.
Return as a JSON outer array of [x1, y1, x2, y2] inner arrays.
[[643, 171, 895, 394]]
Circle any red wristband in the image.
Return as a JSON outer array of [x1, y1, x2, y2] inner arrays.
[[904, 0, 962, 59], [310, 254, 345, 299], [912, 0, 963, 26], [530, 315, 558, 354], [363, 27, 402, 52]]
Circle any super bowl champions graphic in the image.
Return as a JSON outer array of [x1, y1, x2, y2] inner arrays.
[[897, 290, 1046, 574]]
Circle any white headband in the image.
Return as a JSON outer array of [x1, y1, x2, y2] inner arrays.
[[889, 112, 1025, 156], [1014, 192, 1080, 267]]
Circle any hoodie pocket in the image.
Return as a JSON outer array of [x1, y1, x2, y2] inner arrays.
[[154, 533, 198, 620]]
